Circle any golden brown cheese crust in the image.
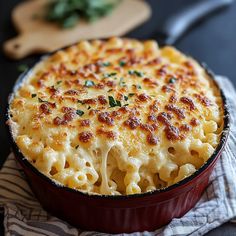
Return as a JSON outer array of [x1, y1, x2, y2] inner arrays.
[[8, 37, 224, 195]]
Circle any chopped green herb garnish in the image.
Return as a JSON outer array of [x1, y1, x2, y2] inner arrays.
[[17, 64, 29, 73], [128, 70, 143, 77], [102, 62, 111, 67], [57, 80, 62, 85], [128, 93, 135, 97], [38, 98, 47, 103], [168, 77, 177, 84], [119, 77, 126, 87], [87, 106, 91, 110], [76, 110, 84, 116], [124, 95, 128, 101], [133, 84, 142, 89], [108, 96, 121, 108], [31, 94, 37, 98], [116, 100, 121, 107], [75, 145, 79, 149], [119, 61, 126, 67], [107, 89, 113, 92], [124, 104, 129, 106], [108, 96, 116, 107], [85, 80, 95, 87], [103, 72, 117, 78], [78, 100, 85, 104]]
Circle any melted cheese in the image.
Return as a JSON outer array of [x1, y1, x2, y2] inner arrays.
[[8, 37, 224, 195]]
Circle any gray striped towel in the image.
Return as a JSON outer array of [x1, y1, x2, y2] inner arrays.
[[1, 75, 236, 236]]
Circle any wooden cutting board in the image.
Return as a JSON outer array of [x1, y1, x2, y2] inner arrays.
[[3, 0, 151, 59]]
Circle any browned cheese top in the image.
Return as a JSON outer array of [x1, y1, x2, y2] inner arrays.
[[8, 37, 224, 195]]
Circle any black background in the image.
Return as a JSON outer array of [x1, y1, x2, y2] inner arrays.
[[1, 0, 236, 235]]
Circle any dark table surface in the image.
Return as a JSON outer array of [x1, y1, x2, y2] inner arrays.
[[1, 0, 236, 235]]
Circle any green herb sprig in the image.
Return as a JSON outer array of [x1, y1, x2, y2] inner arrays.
[[45, 0, 121, 28]]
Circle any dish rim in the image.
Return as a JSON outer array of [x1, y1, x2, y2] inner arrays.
[[6, 39, 231, 200]]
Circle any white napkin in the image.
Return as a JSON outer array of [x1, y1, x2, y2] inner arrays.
[[1, 76, 236, 236]]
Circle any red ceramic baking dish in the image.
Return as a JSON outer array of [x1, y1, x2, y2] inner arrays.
[[6, 44, 230, 233]]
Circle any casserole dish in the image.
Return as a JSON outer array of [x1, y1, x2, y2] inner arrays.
[[6, 38, 230, 233]]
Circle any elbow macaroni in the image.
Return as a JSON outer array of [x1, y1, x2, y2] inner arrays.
[[8, 37, 224, 195]]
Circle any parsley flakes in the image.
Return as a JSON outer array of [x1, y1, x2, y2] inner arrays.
[[78, 100, 85, 104], [102, 62, 111, 67], [128, 93, 135, 97], [119, 77, 126, 87], [38, 98, 47, 103], [108, 96, 121, 107], [119, 61, 126, 67], [168, 77, 177, 84], [132, 84, 142, 89], [103, 72, 117, 78], [84, 80, 95, 87], [128, 70, 144, 77], [76, 110, 84, 116]]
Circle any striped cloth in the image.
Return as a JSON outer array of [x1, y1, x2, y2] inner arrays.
[[1, 75, 236, 236]]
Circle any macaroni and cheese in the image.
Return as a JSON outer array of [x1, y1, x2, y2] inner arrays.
[[8, 38, 224, 195]]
